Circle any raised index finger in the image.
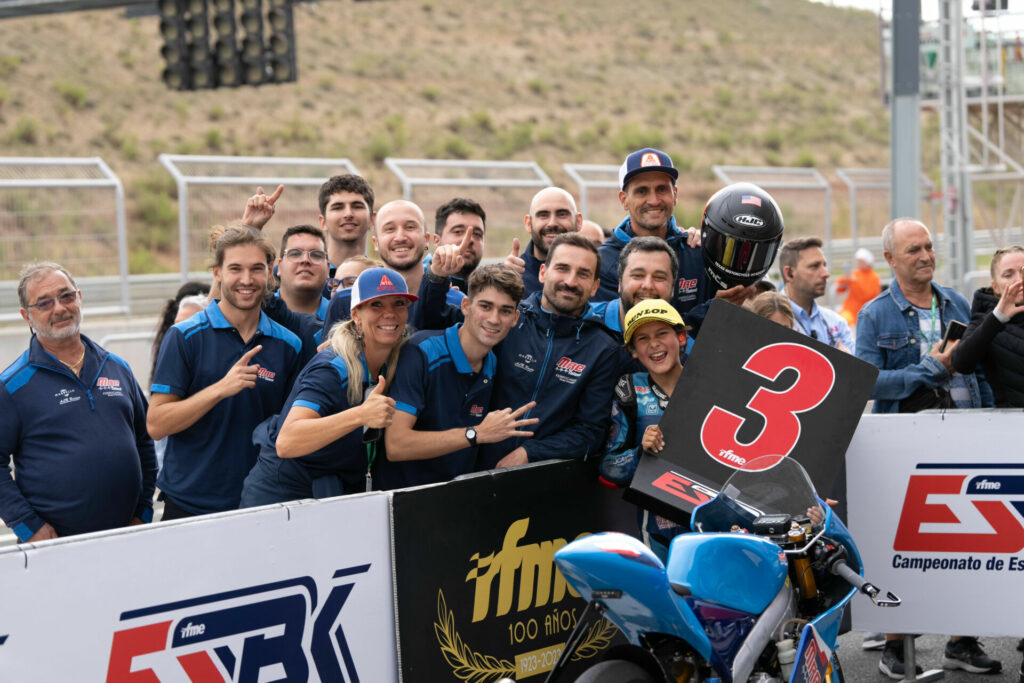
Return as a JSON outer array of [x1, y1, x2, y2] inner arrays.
[[459, 227, 473, 251], [268, 184, 285, 204], [236, 345, 263, 365]]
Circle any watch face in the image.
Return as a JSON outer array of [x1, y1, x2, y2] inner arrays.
[[466, 428, 477, 439]]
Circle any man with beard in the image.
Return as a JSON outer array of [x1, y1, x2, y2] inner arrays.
[[428, 197, 486, 293], [421, 232, 621, 468], [323, 199, 464, 334], [778, 236, 854, 352], [590, 236, 678, 336], [0, 263, 156, 542], [148, 227, 303, 519], [504, 187, 582, 297]]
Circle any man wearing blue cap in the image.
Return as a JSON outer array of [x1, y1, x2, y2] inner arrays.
[[594, 148, 743, 331]]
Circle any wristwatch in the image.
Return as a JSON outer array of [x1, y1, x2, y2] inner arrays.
[[465, 427, 478, 447]]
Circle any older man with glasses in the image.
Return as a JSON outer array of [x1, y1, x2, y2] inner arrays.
[[0, 262, 157, 542]]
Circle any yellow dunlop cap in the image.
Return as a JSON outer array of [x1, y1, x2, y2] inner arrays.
[[622, 299, 685, 345]]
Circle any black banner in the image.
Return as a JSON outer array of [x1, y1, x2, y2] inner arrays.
[[627, 300, 878, 524], [391, 460, 638, 681]]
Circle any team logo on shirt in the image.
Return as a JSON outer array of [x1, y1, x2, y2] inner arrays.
[[470, 404, 484, 416], [677, 277, 698, 293], [257, 367, 276, 382], [514, 352, 536, 374], [53, 388, 81, 406], [97, 376, 124, 397], [554, 356, 586, 384]]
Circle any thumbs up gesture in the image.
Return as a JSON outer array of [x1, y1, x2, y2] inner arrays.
[[504, 237, 526, 276], [360, 376, 396, 429], [430, 229, 472, 278], [219, 345, 262, 397], [242, 185, 285, 230]]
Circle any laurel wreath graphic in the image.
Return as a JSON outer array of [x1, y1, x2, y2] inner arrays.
[[434, 589, 617, 681], [569, 615, 616, 661], [435, 590, 516, 682]]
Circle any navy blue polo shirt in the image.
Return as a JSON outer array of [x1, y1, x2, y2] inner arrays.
[[0, 335, 157, 541], [251, 347, 370, 481], [151, 300, 302, 514], [375, 324, 496, 490]]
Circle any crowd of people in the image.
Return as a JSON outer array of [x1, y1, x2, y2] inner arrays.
[[2, 146, 1022, 678]]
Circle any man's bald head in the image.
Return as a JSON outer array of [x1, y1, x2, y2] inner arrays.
[[373, 200, 429, 272], [578, 219, 606, 249], [524, 187, 582, 259]]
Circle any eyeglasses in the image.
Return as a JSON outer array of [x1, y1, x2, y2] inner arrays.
[[283, 248, 328, 263], [327, 276, 358, 291], [27, 290, 79, 311]]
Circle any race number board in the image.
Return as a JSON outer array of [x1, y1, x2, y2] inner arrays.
[[626, 299, 878, 524]]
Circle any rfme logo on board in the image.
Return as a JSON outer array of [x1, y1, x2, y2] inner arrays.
[[105, 564, 370, 682]]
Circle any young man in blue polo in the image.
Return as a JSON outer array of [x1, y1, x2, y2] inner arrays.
[[377, 265, 537, 489], [148, 226, 303, 519]]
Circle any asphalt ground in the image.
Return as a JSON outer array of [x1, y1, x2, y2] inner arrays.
[[837, 632, 1023, 682]]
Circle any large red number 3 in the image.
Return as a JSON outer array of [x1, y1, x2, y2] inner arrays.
[[700, 343, 835, 471]]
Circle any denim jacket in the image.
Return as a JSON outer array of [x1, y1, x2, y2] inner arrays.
[[854, 280, 993, 413]]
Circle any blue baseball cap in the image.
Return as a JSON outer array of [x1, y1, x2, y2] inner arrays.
[[618, 148, 679, 190], [350, 267, 419, 309]]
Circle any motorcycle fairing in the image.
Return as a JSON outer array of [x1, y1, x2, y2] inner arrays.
[[552, 533, 714, 660], [688, 599, 757, 675], [788, 622, 833, 683], [666, 532, 789, 615]]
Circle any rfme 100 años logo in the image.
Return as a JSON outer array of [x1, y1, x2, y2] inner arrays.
[[430, 518, 616, 681], [105, 564, 370, 682], [892, 463, 1024, 573]]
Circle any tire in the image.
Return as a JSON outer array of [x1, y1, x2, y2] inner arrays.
[[574, 659, 658, 683]]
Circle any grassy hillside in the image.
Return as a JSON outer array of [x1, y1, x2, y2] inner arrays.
[[0, 0, 889, 271]]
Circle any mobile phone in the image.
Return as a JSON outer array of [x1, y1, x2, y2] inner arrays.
[[940, 320, 968, 352]]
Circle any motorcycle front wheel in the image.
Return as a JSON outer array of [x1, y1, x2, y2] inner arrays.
[[574, 659, 657, 683]]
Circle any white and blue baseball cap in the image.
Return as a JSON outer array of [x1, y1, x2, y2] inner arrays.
[[350, 267, 418, 309], [618, 148, 679, 190]]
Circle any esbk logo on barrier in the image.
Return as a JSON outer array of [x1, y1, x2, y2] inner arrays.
[[106, 564, 370, 682], [894, 464, 1024, 553]]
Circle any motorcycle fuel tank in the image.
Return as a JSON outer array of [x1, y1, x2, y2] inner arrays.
[[666, 532, 789, 616]]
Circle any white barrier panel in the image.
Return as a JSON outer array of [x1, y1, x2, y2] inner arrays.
[[0, 493, 397, 682], [848, 411, 1024, 636]]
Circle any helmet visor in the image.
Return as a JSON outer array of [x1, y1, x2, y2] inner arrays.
[[703, 230, 779, 280]]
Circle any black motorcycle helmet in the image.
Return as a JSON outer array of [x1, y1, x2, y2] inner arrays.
[[700, 182, 784, 289]]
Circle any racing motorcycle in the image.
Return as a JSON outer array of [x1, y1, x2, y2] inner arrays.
[[545, 456, 900, 683]]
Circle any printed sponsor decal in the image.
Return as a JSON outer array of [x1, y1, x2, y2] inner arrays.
[[554, 357, 586, 378], [257, 367, 276, 382], [54, 388, 81, 406], [741, 194, 763, 208], [105, 565, 370, 682], [733, 214, 765, 228], [470, 404, 484, 417], [640, 152, 661, 168], [377, 274, 396, 291], [97, 378, 120, 389], [677, 277, 698, 293]]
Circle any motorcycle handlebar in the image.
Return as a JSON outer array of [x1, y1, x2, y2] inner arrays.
[[829, 559, 902, 608]]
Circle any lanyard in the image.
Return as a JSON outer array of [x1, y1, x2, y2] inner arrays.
[[929, 295, 938, 344]]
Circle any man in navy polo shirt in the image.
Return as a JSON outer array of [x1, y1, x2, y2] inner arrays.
[[379, 265, 536, 489], [0, 262, 156, 542], [148, 226, 303, 519]]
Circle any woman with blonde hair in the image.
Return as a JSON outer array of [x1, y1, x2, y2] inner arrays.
[[746, 291, 796, 329], [240, 267, 415, 505]]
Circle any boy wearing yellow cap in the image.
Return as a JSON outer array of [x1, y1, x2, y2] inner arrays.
[[600, 298, 688, 560]]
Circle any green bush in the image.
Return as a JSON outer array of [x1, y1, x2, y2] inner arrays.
[[54, 80, 88, 109]]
